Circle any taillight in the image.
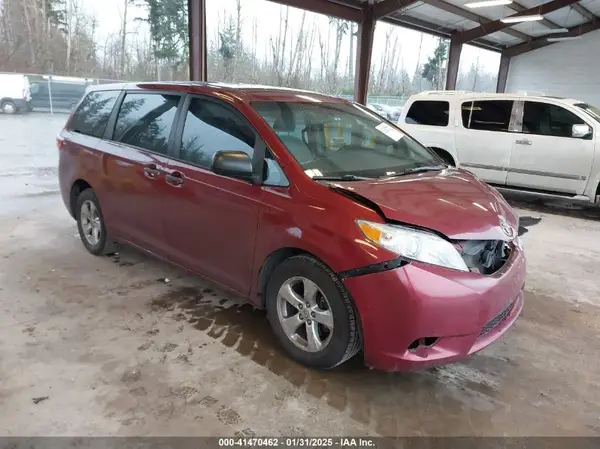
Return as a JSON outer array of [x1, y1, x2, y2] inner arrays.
[[56, 137, 65, 150]]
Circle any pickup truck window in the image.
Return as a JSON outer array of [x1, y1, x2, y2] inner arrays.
[[461, 100, 513, 132], [405, 101, 449, 126], [522, 102, 585, 138]]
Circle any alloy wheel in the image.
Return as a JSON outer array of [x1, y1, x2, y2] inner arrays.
[[80, 200, 102, 246], [276, 276, 334, 353]]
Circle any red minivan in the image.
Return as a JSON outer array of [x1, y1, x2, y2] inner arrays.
[[58, 82, 526, 371]]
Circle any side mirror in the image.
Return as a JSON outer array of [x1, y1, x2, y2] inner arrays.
[[572, 124, 592, 139], [212, 150, 254, 182]]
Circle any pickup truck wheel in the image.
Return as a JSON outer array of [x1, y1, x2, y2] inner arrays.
[[1, 101, 17, 114], [266, 255, 361, 370]]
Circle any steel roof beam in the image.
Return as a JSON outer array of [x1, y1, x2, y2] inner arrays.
[[265, 0, 362, 22], [571, 3, 597, 21], [509, 1, 564, 29], [454, 0, 580, 44], [420, 0, 532, 41], [373, 0, 421, 20], [505, 18, 600, 56], [380, 15, 504, 51]]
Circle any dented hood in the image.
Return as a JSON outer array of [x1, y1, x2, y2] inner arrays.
[[330, 168, 518, 241]]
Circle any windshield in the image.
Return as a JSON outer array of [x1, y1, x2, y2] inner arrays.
[[575, 103, 600, 124], [252, 100, 441, 179]]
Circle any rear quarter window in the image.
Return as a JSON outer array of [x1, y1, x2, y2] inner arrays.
[[69, 90, 120, 138], [405, 100, 449, 126]]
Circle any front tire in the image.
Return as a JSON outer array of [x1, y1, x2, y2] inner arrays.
[[266, 255, 361, 370], [1, 101, 17, 114], [75, 189, 116, 255]]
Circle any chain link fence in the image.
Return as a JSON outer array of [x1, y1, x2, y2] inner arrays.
[[2, 72, 408, 115], [17, 73, 120, 114]]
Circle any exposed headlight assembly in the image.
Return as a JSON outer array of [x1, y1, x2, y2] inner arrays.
[[356, 220, 469, 272]]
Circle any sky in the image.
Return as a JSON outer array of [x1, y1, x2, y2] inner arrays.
[[82, 0, 501, 78]]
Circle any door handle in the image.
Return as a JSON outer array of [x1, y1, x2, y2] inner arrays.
[[165, 172, 184, 187], [143, 164, 161, 178], [515, 139, 532, 146]]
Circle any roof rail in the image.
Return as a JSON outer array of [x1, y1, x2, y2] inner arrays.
[[419, 90, 474, 95], [515, 90, 546, 96]]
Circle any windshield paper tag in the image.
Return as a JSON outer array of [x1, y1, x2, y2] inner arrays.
[[375, 123, 403, 142], [305, 169, 323, 178]]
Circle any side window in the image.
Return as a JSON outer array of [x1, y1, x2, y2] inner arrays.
[[180, 98, 255, 168], [263, 149, 289, 187], [29, 82, 40, 95], [405, 101, 449, 126], [461, 100, 514, 132], [114, 93, 180, 154], [69, 90, 120, 138], [522, 102, 585, 138]]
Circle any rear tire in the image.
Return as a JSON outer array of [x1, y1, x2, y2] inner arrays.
[[1, 101, 17, 114], [265, 255, 361, 370], [75, 189, 117, 256]]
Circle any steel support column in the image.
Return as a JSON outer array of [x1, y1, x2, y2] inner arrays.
[[188, 0, 207, 82], [496, 53, 510, 93], [445, 38, 461, 90], [353, 8, 375, 105]]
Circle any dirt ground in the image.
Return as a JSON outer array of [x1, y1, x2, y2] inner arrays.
[[1, 113, 599, 437]]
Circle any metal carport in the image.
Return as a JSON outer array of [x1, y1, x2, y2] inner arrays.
[[186, 0, 600, 103]]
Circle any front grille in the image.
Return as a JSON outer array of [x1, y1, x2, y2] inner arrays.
[[479, 300, 515, 337]]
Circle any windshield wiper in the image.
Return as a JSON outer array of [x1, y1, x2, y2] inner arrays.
[[312, 174, 372, 181], [384, 165, 445, 178]]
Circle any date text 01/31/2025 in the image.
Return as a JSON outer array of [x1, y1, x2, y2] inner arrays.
[[218, 438, 376, 447]]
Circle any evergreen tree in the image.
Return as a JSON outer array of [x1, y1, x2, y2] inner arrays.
[[218, 17, 237, 81], [138, 0, 189, 77], [421, 40, 448, 90], [45, 0, 68, 32]]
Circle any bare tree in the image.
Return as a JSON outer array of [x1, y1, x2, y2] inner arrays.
[[119, 0, 128, 77], [66, 0, 73, 74]]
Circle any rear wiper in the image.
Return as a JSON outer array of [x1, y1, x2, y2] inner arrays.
[[384, 165, 445, 178], [312, 174, 372, 181]]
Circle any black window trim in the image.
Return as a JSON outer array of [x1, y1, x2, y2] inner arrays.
[[171, 93, 286, 187], [104, 89, 186, 157], [102, 89, 125, 140], [460, 99, 519, 134]]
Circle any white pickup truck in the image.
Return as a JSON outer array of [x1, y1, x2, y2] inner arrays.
[[399, 91, 600, 203]]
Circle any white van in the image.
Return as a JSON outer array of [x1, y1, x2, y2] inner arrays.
[[400, 91, 600, 203], [0, 73, 32, 114]]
